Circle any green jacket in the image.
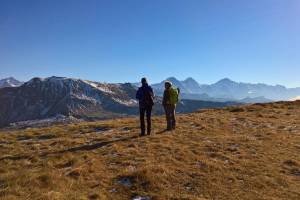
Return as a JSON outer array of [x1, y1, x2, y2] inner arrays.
[[163, 87, 178, 106]]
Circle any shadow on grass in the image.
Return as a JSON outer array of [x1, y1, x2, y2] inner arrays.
[[155, 129, 171, 134], [57, 135, 139, 153], [0, 126, 174, 161], [0, 155, 30, 161], [0, 135, 140, 161]]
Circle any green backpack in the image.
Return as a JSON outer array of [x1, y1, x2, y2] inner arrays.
[[169, 87, 179, 105]]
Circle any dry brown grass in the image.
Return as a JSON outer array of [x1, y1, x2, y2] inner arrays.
[[1, 101, 300, 200]]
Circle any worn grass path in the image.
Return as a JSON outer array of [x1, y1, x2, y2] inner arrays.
[[0, 101, 300, 200]]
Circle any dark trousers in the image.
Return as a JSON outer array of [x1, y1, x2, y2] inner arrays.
[[139, 106, 152, 135], [164, 104, 176, 130]]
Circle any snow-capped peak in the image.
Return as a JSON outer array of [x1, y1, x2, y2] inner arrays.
[[0, 77, 23, 88]]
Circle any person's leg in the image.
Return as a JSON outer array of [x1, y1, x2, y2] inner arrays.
[[165, 105, 172, 130], [164, 106, 168, 129], [139, 107, 145, 136], [146, 106, 152, 135], [171, 105, 176, 130], [164, 106, 169, 130]]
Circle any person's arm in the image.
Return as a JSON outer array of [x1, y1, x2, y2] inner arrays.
[[136, 88, 141, 100], [149, 87, 154, 98]]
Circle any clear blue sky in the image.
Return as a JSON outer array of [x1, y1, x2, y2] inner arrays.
[[0, 0, 299, 87]]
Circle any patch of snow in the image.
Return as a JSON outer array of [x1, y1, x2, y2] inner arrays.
[[72, 93, 97, 103], [83, 80, 116, 94], [9, 115, 83, 128], [132, 196, 151, 200], [112, 98, 137, 106], [109, 188, 117, 193], [84, 81, 98, 88], [98, 85, 116, 94]]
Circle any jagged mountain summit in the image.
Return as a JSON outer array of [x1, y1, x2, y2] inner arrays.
[[152, 77, 200, 94], [0, 76, 236, 127], [0, 77, 23, 88], [181, 77, 202, 93]]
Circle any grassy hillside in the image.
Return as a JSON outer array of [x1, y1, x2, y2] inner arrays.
[[0, 101, 300, 200]]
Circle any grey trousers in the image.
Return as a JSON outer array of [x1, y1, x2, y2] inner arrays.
[[164, 104, 176, 130]]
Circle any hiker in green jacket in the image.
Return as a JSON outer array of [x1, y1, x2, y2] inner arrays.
[[162, 81, 179, 131]]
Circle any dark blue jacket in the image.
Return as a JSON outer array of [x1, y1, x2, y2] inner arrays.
[[136, 84, 154, 106]]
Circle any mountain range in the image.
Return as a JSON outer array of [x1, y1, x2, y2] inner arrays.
[[150, 77, 300, 102], [1, 76, 299, 127], [0, 76, 236, 127], [4, 76, 299, 102]]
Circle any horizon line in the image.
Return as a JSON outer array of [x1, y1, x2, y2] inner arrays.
[[1, 75, 299, 89]]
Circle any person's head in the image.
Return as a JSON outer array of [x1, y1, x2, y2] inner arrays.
[[141, 77, 148, 86], [165, 81, 172, 89]]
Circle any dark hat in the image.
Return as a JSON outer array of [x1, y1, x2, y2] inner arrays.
[[141, 77, 148, 84]]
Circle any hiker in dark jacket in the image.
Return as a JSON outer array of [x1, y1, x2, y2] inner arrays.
[[136, 78, 154, 136], [162, 81, 179, 131]]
